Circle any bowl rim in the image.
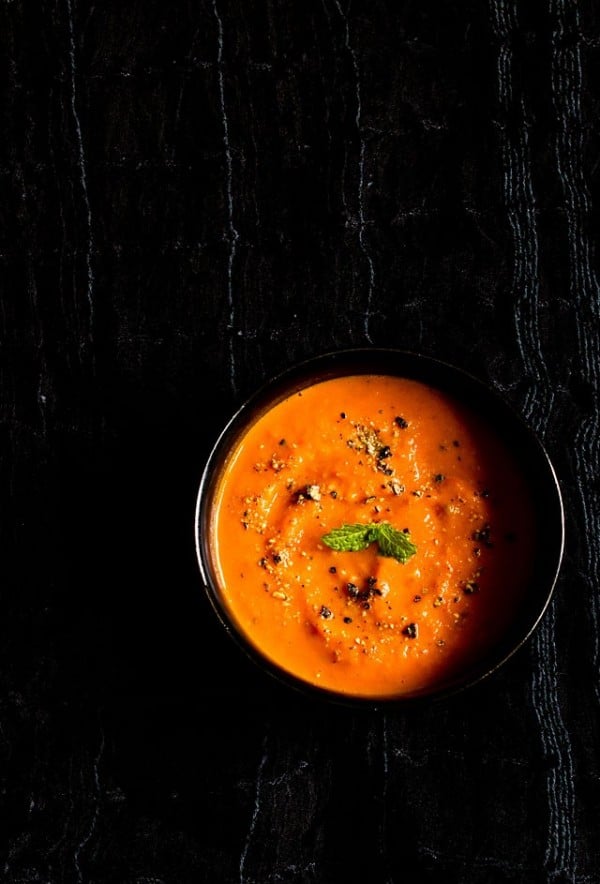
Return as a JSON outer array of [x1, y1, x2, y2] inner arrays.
[[194, 347, 565, 707]]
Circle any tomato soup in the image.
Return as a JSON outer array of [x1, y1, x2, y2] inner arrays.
[[208, 375, 536, 698]]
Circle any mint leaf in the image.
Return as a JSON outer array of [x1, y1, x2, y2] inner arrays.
[[372, 522, 417, 564], [321, 523, 374, 552], [321, 521, 417, 564]]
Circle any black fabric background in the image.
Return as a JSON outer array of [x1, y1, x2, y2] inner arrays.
[[2, 1, 599, 881]]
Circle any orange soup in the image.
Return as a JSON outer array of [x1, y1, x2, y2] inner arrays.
[[209, 375, 535, 698]]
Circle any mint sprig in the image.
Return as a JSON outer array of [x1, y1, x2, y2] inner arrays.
[[321, 522, 417, 564], [319, 523, 376, 552]]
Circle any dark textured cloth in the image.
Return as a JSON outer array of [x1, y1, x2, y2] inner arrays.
[[1, 1, 599, 881]]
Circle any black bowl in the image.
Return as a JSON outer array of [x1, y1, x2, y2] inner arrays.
[[194, 349, 564, 706]]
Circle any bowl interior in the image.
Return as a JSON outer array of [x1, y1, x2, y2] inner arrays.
[[195, 349, 564, 704]]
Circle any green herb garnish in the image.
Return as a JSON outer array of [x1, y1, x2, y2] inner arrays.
[[321, 522, 417, 564], [320, 523, 376, 552], [374, 522, 417, 561]]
